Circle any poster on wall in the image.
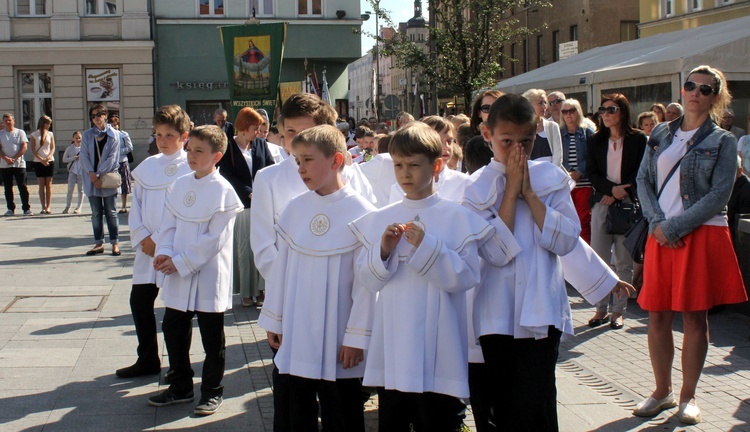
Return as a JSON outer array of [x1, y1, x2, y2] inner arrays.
[[86, 69, 120, 101], [279, 82, 303, 105], [219, 23, 286, 120]]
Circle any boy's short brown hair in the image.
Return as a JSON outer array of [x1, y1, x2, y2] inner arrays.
[[279, 93, 337, 127], [485, 94, 537, 130], [388, 122, 442, 161], [189, 125, 227, 154], [153, 104, 191, 134], [292, 125, 346, 160]]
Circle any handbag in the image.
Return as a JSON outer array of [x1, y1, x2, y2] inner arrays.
[[606, 198, 641, 235], [623, 128, 713, 263], [94, 132, 122, 189]]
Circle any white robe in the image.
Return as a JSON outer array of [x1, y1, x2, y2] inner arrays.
[[130, 150, 191, 286], [251, 156, 376, 281], [389, 166, 469, 204], [359, 153, 396, 208], [350, 193, 497, 398], [463, 159, 580, 341], [155, 171, 243, 313], [258, 185, 376, 381]]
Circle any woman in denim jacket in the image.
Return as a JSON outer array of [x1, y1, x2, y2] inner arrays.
[[633, 65, 747, 425], [560, 99, 595, 243]]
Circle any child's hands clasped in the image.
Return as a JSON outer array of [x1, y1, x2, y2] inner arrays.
[[403, 221, 425, 247], [380, 223, 405, 260], [154, 254, 177, 275], [505, 143, 525, 197]]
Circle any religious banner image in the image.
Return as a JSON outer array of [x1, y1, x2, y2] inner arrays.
[[220, 23, 286, 119]]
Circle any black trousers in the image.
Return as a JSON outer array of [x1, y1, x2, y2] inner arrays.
[[272, 356, 292, 432], [285, 375, 365, 432], [377, 388, 466, 432], [468, 362, 497, 432], [1, 168, 30, 211], [479, 327, 562, 432], [162, 307, 225, 399], [129, 283, 160, 367]]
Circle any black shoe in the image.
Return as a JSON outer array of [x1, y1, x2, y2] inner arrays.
[[588, 316, 609, 327], [163, 369, 175, 384], [610, 319, 624, 330], [194, 396, 223, 416], [148, 389, 195, 407], [116, 363, 161, 378]]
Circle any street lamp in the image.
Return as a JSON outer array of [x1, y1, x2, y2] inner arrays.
[[363, 2, 381, 122]]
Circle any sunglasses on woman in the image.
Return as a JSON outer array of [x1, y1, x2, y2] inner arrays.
[[598, 106, 620, 115], [561, 108, 577, 115], [548, 99, 562, 106], [683, 81, 716, 96], [480, 104, 492, 113]]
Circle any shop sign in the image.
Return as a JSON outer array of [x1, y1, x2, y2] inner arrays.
[[86, 69, 120, 101]]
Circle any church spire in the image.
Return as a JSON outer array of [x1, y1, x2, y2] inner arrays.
[[414, 0, 422, 18]]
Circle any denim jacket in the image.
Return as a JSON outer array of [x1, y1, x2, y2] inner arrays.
[[560, 126, 593, 176], [636, 116, 737, 243]]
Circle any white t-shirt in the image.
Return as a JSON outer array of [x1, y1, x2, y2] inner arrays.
[[0, 128, 28, 168], [30, 130, 55, 162]]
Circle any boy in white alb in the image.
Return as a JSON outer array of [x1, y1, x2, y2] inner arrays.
[[148, 125, 243, 416], [250, 93, 375, 432], [116, 105, 193, 379], [461, 94, 632, 431], [350, 122, 507, 431], [258, 125, 376, 431]]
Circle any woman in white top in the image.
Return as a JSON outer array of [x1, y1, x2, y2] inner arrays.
[[30, 115, 55, 214], [522, 89, 563, 168]]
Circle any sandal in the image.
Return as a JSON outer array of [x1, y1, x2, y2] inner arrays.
[[112, 246, 122, 256], [118, 208, 129, 214], [86, 246, 105, 256]]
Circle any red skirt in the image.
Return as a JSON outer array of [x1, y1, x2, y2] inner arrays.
[[638, 225, 748, 312]]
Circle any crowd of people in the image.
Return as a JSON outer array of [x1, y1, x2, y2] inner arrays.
[[0, 63, 748, 431]]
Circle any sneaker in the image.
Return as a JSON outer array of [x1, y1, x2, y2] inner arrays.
[[4, 210, 13, 216], [23, 210, 33, 216], [194, 396, 223, 416], [62, 207, 70, 214], [148, 389, 194, 407], [73, 208, 81, 214]]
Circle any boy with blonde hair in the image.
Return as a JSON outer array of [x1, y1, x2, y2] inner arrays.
[[258, 125, 375, 431]]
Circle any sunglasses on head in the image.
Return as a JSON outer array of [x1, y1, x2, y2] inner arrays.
[[561, 108, 577, 115], [480, 104, 492, 114], [683, 81, 716, 96], [598, 106, 620, 115], [548, 99, 562, 106]]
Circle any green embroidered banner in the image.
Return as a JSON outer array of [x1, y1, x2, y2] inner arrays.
[[220, 23, 286, 120]]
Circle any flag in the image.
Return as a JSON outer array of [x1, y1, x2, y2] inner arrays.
[[311, 67, 321, 96], [321, 67, 331, 105]]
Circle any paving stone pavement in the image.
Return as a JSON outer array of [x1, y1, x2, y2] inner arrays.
[[0, 179, 748, 431]]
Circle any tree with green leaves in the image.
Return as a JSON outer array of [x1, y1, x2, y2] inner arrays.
[[367, 0, 550, 111]]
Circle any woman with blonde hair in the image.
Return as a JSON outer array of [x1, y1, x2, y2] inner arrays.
[[30, 115, 55, 214], [634, 65, 747, 424], [650, 103, 667, 123], [522, 89, 563, 168]]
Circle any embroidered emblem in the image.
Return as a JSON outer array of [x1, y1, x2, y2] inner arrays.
[[310, 214, 330, 236], [165, 164, 179, 176], [409, 214, 426, 231], [183, 191, 196, 207]]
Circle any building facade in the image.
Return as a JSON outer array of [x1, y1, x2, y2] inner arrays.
[[0, 0, 154, 168], [347, 51, 374, 122], [639, 0, 750, 37], [154, 0, 363, 125]]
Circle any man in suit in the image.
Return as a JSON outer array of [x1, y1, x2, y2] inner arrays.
[[213, 109, 235, 138]]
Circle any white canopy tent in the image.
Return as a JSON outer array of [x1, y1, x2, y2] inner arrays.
[[494, 16, 750, 122]]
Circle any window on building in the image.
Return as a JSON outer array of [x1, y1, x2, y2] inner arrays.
[[663, 0, 673, 17], [620, 21, 638, 42], [16, 0, 46, 15], [298, 0, 321, 16], [86, 0, 117, 15], [689, 0, 702, 11], [536, 35, 543, 68], [552, 30, 559, 62], [20, 72, 52, 133], [570, 25, 578, 41], [498, 46, 504, 79], [252, 0, 273, 16], [199, 0, 224, 16], [510, 43, 516, 76]]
